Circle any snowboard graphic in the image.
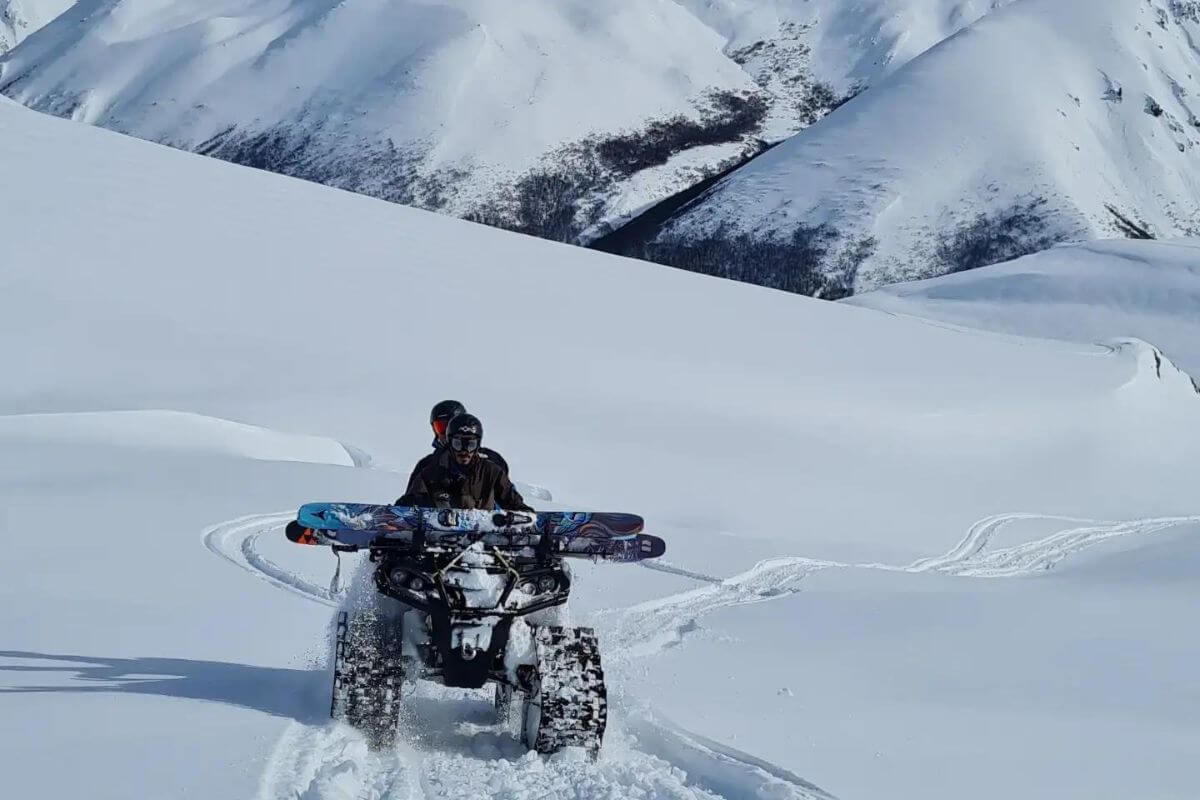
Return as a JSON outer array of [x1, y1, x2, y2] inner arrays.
[[286, 503, 664, 562]]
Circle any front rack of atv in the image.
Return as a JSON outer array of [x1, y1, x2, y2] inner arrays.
[[371, 539, 570, 619], [367, 527, 551, 555]]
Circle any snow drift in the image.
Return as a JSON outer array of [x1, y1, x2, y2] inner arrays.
[[0, 410, 369, 466], [850, 238, 1200, 374]]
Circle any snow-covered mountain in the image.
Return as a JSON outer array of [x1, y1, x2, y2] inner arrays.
[[0, 0, 71, 52], [674, 0, 1014, 99], [4, 87, 1200, 799], [644, 0, 1200, 291], [0, 0, 1013, 244]]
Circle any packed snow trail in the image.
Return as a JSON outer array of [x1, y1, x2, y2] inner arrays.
[[202, 513, 834, 800], [610, 511, 1200, 658], [611, 557, 826, 658], [906, 513, 1200, 577]]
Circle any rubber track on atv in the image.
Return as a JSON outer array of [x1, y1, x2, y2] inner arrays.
[[331, 610, 404, 748], [523, 626, 607, 755]]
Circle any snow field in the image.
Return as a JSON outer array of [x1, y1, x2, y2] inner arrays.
[[2, 96, 1199, 799], [850, 238, 1200, 374], [205, 512, 835, 800], [0, 409, 367, 466]]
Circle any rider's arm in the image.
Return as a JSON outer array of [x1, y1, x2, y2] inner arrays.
[[400, 452, 437, 500], [396, 474, 432, 508], [494, 471, 532, 512]]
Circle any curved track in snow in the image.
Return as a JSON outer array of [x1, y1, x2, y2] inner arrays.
[[610, 557, 826, 658], [202, 506, 1198, 798], [906, 512, 1200, 577], [201, 512, 835, 800], [202, 512, 337, 606], [610, 510, 1200, 659]]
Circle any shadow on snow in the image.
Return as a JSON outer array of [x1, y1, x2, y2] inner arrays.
[[0, 650, 328, 724]]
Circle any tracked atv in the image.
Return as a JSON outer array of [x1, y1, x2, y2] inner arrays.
[[286, 503, 665, 755]]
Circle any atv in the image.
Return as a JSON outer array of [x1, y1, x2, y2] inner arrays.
[[286, 503, 664, 756]]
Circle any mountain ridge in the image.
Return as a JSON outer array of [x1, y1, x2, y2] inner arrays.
[[643, 0, 1200, 291], [0, 0, 1016, 254]]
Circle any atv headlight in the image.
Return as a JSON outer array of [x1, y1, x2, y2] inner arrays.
[[537, 575, 557, 594], [518, 580, 537, 595]]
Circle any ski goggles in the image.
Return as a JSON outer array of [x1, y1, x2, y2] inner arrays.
[[450, 435, 480, 453], [432, 418, 451, 436]]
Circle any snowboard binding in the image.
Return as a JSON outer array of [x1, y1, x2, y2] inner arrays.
[[291, 505, 637, 756]]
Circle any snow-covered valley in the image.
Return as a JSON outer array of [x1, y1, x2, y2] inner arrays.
[[2, 82, 1199, 800]]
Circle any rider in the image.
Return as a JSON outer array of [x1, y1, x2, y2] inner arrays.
[[398, 414, 532, 511], [407, 400, 509, 489]]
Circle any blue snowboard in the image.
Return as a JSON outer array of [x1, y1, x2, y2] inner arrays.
[[287, 503, 664, 562]]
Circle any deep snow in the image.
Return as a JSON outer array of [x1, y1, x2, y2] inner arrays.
[[2, 98, 1199, 800]]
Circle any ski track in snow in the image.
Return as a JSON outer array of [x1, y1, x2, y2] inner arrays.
[[201, 506, 1198, 800], [203, 513, 833, 800], [613, 512, 1200, 659], [612, 557, 827, 658], [904, 512, 1200, 577], [202, 512, 337, 607]]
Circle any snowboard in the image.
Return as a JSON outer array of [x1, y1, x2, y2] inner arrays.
[[286, 502, 664, 562]]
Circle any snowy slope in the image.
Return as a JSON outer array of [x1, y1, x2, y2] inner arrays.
[[850, 238, 1200, 374], [0, 410, 370, 466], [659, 0, 1200, 288], [675, 0, 1016, 101], [0, 0, 762, 240], [0, 0, 71, 52], [3, 100, 1199, 800], [0, 0, 1017, 243]]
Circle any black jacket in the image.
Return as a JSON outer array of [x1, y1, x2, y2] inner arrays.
[[397, 449, 530, 511], [405, 443, 509, 490]]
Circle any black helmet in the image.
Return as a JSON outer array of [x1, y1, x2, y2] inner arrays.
[[430, 400, 466, 424], [446, 413, 483, 453]]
